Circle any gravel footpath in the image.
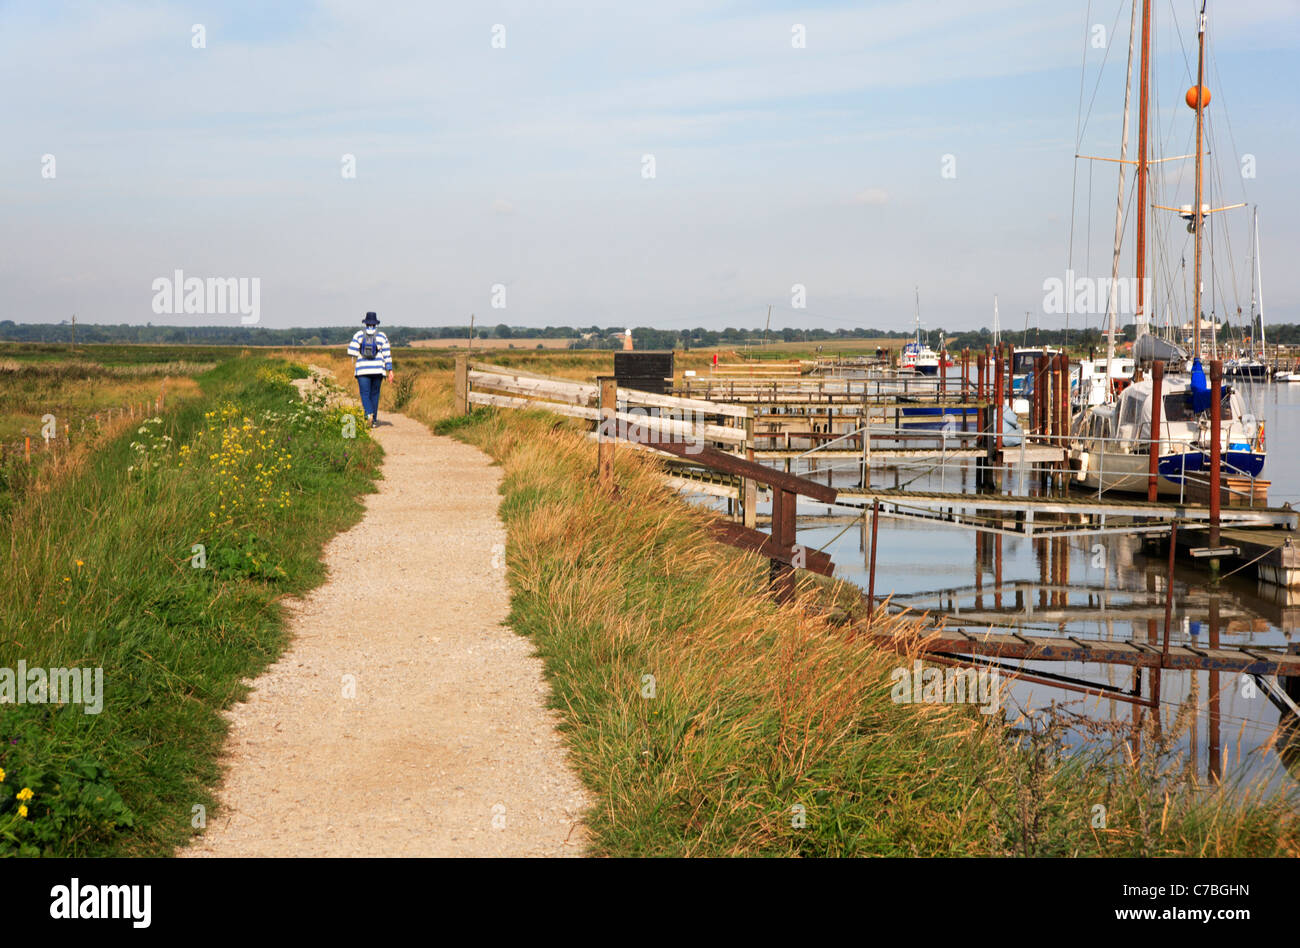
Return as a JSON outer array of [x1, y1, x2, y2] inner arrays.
[[182, 411, 588, 857]]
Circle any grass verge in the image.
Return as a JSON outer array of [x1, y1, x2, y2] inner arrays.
[[439, 405, 1299, 856], [0, 356, 381, 855]]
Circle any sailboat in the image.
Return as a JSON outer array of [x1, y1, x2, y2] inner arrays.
[[1225, 208, 1269, 379], [1069, 0, 1265, 496]]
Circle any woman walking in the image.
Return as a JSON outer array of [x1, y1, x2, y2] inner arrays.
[[347, 311, 394, 427]]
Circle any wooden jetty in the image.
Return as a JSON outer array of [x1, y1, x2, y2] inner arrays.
[[454, 356, 1299, 590], [867, 626, 1300, 679]]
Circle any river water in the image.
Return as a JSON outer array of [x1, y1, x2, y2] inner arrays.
[[750, 375, 1300, 791]]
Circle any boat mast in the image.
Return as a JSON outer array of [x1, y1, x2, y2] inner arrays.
[[1106, 0, 1138, 379], [993, 294, 1000, 347], [914, 287, 921, 345], [1135, 0, 1152, 339], [1192, 1, 1208, 359], [1255, 207, 1265, 355]]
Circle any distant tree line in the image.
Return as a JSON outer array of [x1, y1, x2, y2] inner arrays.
[[2, 319, 1294, 350]]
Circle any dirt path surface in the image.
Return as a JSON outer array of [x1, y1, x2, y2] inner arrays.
[[183, 411, 588, 857]]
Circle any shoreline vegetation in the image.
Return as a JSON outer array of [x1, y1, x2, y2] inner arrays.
[[431, 403, 1299, 855], [0, 355, 381, 856]]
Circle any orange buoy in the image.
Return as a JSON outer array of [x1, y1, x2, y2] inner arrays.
[[1185, 85, 1211, 110]]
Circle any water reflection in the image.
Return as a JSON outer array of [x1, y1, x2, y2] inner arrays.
[[800, 379, 1300, 789]]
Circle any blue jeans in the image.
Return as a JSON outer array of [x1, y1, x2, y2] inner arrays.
[[357, 374, 384, 417]]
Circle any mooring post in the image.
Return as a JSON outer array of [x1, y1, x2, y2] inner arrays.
[[866, 498, 880, 621], [1208, 595, 1222, 783], [961, 348, 969, 400], [992, 346, 1003, 457], [769, 487, 797, 603], [1003, 344, 1012, 412], [1209, 359, 1223, 554], [1056, 352, 1067, 443], [860, 391, 870, 489], [597, 375, 617, 491], [742, 410, 757, 528], [1057, 353, 1069, 486], [453, 354, 469, 415], [1148, 360, 1164, 501], [1163, 523, 1177, 664]]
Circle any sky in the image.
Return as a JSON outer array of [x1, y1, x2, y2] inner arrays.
[[1, 0, 1297, 334]]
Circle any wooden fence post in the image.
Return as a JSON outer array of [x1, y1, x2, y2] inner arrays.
[[597, 376, 617, 491], [454, 354, 469, 415]]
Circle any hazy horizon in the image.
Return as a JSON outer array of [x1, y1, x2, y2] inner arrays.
[[3, 1, 1296, 335]]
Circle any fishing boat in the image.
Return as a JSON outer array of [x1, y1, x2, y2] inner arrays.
[[898, 288, 939, 376], [1067, 0, 1266, 494]]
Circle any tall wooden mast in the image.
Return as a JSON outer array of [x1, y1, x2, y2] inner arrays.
[[1192, 2, 1208, 358], [1134, 0, 1152, 334], [1105, 0, 1138, 378]]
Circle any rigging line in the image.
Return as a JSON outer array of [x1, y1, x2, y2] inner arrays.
[[1167, 0, 1194, 84], [812, 513, 863, 556], [1207, 33, 1250, 211], [1077, 0, 1132, 147], [1068, 1, 1095, 275], [1074, 0, 1094, 151]]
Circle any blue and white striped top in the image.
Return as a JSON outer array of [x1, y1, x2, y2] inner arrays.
[[347, 330, 393, 376]]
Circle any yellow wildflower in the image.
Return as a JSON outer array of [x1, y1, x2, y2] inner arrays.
[[16, 787, 32, 802], [17, 805, 27, 818]]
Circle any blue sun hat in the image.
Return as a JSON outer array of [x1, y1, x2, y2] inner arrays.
[[363, 311, 380, 327]]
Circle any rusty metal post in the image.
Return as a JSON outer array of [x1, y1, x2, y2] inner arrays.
[[1209, 359, 1223, 551], [597, 376, 617, 491], [866, 498, 880, 621], [1148, 360, 1164, 501], [1057, 353, 1068, 450], [1003, 344, 1012, 411], [961, 348, 969, 400], [992, 345, 1003, 455], [977, 351, 985, 401], [939, 351, 947, 397], [770, 487, 797, 603]]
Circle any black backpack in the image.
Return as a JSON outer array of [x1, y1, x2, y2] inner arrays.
[[359, 332, 381, 359]]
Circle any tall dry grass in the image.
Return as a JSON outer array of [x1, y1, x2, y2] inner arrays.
[[430, 401, 1299, 856]]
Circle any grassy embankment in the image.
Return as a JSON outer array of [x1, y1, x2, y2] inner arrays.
[[0, 343, 234, 516], [397, 351, 1298, 856], [0, 354, 381, 855]]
